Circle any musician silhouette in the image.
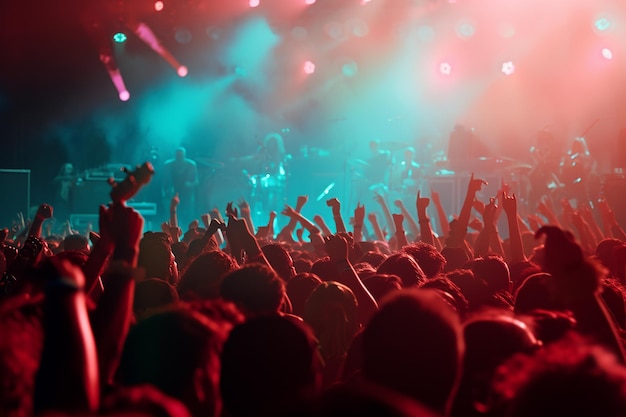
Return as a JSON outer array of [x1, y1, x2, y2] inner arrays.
[[163, 147, 199, 227]]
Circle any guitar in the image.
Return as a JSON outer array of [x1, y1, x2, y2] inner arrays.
[[108, 162, 155, 205]]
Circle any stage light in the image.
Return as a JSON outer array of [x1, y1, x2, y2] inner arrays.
[[497, 22, 515, 38], [595, 17, 611, 32], [602, 48, 613, 60], [249, 0, 260, 7], [342, 60, 358, 77], [439, 62, 452, 76], [119, 90, 130, 101], [455, 19, 476, 39], [304, 61, 316, 74], [177, 66, 188, 77], [305, 0, 316, 4], [113, 32, 127, 43], [154, 1, 164, 11], [502, 61, 515, 75], [417, 25, 435, 43], [133, 22, 186, 76], [361, 0, 372, 4]]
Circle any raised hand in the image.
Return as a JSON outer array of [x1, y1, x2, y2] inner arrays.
[[416, 190, 430, 213], [354, 203, 365, 226], [226, 202, 238, 219], [482, 198, 498, 226], [469, 217, 483, 231], [431, 189, 441, 205], [393, 199, 403, 208], [467, 173, 488, 194], [324, 234, 349, 263], [326, 197, 341, 211], [281, 204, 298, 218], [160, 222, 182, 242], [393, 213, 405, 230], [100, 204, 144, 265], [169, 193, 180, 212], [373, 192, 385, 206], [296, 195, 309, 209], [238, 197, 251, 214], [502, 191, 517, 217], [472, 199, 485, 216], [36, 203, 53, 220]]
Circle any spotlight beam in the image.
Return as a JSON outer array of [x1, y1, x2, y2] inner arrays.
[[130, 22, 188, 76]]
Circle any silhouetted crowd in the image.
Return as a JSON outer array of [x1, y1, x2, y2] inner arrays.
[[2, 167, 626, 417]]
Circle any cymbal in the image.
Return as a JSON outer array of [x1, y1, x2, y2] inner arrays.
[[380, 141, 410, 151], [196, 157, 224, 168], [506, 163, 533, 172], [348, 158, 369, 167]]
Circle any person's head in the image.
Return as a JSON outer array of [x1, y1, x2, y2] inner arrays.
[[61, 234, 90, 255], [452, 312, 540, 417], [138, 232, 178, 285], [595, 238, 626, 278], [262, 243, 296, 282], [363, 274, 402, 303], [286, 272, 322, 318], [118, 307, 227, 417], [377, 253, 426, 288], [489, 333, 626, 417], [401, 242, 446, 278], [362, 288, 463, 414], [403, 147, 415, 164], [175, 147, 186, 161], [220, 315, 322, 417], [441, 246, 470, 273], [263, 133, 285, 157], [466, 255, 511, 295], [303, 281, 360, 363], [369, 140, 380, 154], [445, 269, 490, 311], [420, 276, 470, 319], [220, 263, 286, 318], [61, 163, 74, 175], [133, 278, 179, 320], [359, 251, 387, 270], [513, 272, 561, 315], [177, 251, 238, 301]]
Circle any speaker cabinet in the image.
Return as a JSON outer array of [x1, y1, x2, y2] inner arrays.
[[0, 169, 30, 228], [72, 179, 111, 214]]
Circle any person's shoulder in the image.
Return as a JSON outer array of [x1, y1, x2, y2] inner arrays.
[[185, 158, 197, 167]]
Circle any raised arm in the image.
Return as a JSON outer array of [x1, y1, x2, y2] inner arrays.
[[281, 204, 321, 237], [28, 203, 53, 238], [89, 204, 144, 389], [416, 191, 435, 246], [313, 215, 333, 237], [537, 226, 626, 364], [447, 173, 487, 248], [325, 234, 378, 325], [276, 195, 308, 243], [327, 197, 347, 234], [394, 199, 420, 240], [34, 258, 100, 415], [502, 192, 526, 263], [352, 203, 365, 242], [367, 212, 385, 242], [373, 192, 394, 239], [238, 197, 256, 236], [431, 189, 450, 238], [392, 213, 409, 250]]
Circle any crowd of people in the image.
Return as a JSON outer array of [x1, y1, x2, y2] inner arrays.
[[2, 156, 626, 417]]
